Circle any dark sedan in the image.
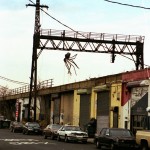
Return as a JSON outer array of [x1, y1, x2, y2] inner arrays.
[[94, 128, 138, 150], [43, 124, 62, 139], [10, 121, 23, 133], [22, 122, 43, 135]]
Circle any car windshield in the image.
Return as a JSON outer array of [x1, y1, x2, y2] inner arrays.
[[65, 126, 82, 131], [16, 122, 23, 126], [28, 123, 40, 127], [52, 125, 62, 130], [13, 122, 22, 126], [110, 129, 132, 137]]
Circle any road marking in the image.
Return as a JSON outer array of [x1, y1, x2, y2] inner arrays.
[[0, 139, 39, 142], [9, 142, 50, 145], [0, 139, 56, 145]]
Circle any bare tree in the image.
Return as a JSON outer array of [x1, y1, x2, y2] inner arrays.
[[0, 85, 9, 97]]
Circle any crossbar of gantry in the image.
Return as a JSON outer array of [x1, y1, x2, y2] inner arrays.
[[39, 29, 144, 54]]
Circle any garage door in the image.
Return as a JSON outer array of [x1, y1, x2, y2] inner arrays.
[[79, 94, 91, 131], [97, 91, 110, 133], [53, 98, 61, 124]]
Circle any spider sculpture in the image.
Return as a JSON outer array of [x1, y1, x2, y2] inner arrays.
[[64, 52, 79, 75]]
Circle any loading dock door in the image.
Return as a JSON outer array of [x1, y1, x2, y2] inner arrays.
[[53, 98, 61, 124], [97, 91, 110, 133], [113, 107, 119, 128], [79, 94, 91, 131]]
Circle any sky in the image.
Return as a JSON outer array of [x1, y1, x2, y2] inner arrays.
[[0, 0, 150, 89]]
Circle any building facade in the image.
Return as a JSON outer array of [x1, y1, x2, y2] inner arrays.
[[1, 68, 150, 134]]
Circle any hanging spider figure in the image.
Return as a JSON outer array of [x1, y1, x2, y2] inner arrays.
[[64, 52, 79, 75]]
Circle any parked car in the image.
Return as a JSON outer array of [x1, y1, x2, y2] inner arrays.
[[0, 119, 11, 129], [10, 121, 23, 133], [22, 122, 43, 135], [43, 124, 62, 139], [57, 125, 88, 143], [136, 130, 150, 150], [94, 128, 138, 150]]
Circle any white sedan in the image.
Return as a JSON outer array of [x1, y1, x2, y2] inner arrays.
[[57, 125, 88, 143]]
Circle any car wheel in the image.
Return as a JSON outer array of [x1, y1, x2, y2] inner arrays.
[[13, 129, 15, 133], [50, 133, 54, 140], [26, 130, 29, 135], [110, 142, 115, 150], [141, 141, 148, 150], [82, 140, 87, 144], [23, 130, 25, 134], [65, 135, 68, 143], [44, 134, 47, 139], [96, 140, 101, 149], [57, 135, 61, 141]]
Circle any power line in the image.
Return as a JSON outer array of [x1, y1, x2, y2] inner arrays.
[[104, 0, 150, 10], [0, 76, 28, 85], [29, 0, 88, 39]]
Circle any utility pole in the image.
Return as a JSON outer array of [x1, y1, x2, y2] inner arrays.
[[26, 0, 48, 122]]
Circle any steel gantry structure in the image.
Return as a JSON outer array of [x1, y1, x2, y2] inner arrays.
[[27, 0, 144, 121]]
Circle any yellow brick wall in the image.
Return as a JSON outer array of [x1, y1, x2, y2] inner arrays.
[[73, 90, 80, 125], [110, 83, 122, 128], [90, 89, 97, 119]]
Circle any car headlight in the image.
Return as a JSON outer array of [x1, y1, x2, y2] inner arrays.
[[69, 133, 75, 136], [28, 128, 33, 130]]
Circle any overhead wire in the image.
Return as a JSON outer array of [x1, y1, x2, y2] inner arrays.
[[103, 0, 150, 10], [0, 76, 28, 85], [103, 0, 150, 68], [29, 0, 150, 68], [29, 0, 88, 39]]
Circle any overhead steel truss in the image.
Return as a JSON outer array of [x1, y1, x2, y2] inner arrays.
[[39, 29, 144, 69]]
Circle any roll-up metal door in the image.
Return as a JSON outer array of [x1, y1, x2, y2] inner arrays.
[[113, 107, 119, 128], [53, 98, 60, 124], [97, 91, 110, 133], [79, 94, 91, 131]]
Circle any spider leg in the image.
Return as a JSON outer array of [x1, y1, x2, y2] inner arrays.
[[72, 64, 77, 75], [69, 54, 77, 60], [68, 60, 79, 75], [65, 61, 71, 75], [69, 59, 79, 69], [68, 61, 77, 75], [65, 61, 70, 70]]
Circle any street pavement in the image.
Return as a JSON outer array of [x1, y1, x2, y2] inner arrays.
[[0, 128, 95, 150]]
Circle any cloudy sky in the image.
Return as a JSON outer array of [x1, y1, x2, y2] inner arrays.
[[0, 0, 150, 89]]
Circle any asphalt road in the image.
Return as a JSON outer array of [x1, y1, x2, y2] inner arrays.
[[0, 129, 96, 150]]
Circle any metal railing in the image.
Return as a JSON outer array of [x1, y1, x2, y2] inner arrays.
[[40, 29, 145, 43], [0, 79, 53, 97]]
